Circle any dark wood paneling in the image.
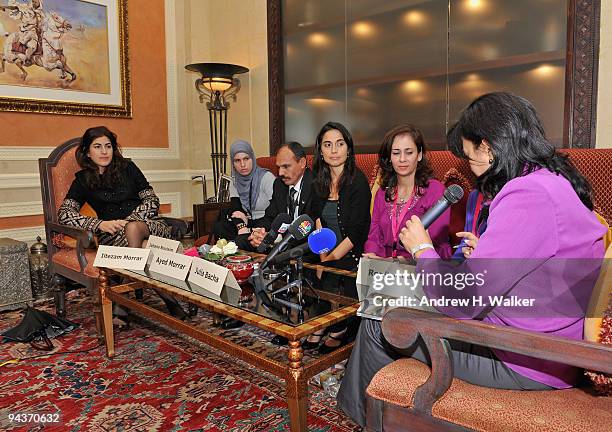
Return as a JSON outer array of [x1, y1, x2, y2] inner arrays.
[[269, 0, 601, 152], [267, 0, 284, 155], [564, 0, 601, 148]]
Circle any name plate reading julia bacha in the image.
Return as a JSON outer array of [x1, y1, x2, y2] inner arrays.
[[188, 257, 240, 296], [148, 249, 193, 280], [93, 246, 150, 271]]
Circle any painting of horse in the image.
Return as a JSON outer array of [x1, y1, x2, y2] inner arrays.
[[0, 0, 128, 117], [0, 0, 110, 93]]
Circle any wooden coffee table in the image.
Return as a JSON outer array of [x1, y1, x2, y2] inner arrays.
[[98, 262, 358, 432]]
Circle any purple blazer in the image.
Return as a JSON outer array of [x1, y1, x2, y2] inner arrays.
[[365, 179, 452, 259], [418, 169, 606, 388]]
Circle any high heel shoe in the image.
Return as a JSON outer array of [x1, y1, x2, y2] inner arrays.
[[112, 316, 130, 330], [166, 302, 188, 321], [302, 329, 327, 350], [156, 290, 188, 321], [112, 304, 129, 330], [318, 329, 348, 354]]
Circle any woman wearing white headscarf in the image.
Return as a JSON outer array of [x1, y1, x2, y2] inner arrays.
[[214, 140, 275, 245]]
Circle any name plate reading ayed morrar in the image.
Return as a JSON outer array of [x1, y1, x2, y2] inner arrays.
[[93, 246, 151, 271], [146, 235, 184, 254], [148, 249, 193, 281], [188, 257, 240, 296]]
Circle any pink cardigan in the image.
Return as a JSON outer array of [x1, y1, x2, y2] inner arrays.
[[365, 179, 452, 259]]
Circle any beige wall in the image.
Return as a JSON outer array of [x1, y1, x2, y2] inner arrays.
[[184, 0, 270, 204], [3, 0, 610, 243], [0, 0, 200, 242], [596, 2, 612, 149]]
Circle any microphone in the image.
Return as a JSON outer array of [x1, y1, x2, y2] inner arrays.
[[260, 214, 314, 270], [420, 184, 464, 229], [256, 213, 292, 253], [270, 227, 337, 264]]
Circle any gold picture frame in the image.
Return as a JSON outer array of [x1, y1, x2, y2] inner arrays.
[[0, 0, 131, 117]]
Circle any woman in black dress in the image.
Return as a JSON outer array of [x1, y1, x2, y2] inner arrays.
[[58, 126, 186, 319], [306, 122, 371, 353], [59, 126, 171, 247]]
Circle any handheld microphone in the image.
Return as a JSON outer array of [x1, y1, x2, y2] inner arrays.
[[270, 227, 337, 264], [420, 184, 464, 229], [260, 214, 314, 270], [256, 213, 292, 253]]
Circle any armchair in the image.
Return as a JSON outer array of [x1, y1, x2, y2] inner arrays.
[[39, 138, 189, 333], [365, 245, 612, 431], [39, 139, 102, 332]]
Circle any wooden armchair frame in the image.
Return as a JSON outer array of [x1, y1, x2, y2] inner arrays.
[[39, 139, 102, 332], [367, 308, 612, 431]]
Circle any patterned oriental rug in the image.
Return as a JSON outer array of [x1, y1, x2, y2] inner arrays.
[[0, 290, 361, 431]]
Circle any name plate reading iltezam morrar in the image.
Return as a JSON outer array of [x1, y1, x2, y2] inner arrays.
[[146, 235, 184, 254], [188, 257, 240, 296], [148, 249, 193, 280], [93, 246, 150, 271]]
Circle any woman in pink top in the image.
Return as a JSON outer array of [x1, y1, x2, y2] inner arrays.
[[338, 92, 605, 430], [364, 124, 452, 260]]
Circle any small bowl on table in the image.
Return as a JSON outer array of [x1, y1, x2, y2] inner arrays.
[[225, 254, 254, 284]]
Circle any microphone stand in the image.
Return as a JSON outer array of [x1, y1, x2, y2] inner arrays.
[[250, 263, 276, 311], [268, 256, 320, 319]]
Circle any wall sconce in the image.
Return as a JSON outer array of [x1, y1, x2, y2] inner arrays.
[[185, 62, 249, 199]]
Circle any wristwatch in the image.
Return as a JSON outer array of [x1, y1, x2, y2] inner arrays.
[[410, 243, 434, 257]]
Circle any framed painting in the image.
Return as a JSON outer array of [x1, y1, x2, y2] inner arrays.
[[0, 0, 131, 117]]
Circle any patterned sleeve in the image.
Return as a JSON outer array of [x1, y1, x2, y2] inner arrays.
[[127, 188, 161, 221], [58, 178, 103, 232], [126, 162, 160, 221]]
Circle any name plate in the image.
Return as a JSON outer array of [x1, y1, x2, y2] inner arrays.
[[147, 235, 183, 253], [93, 246, 150, 270], [188, 257, 240, 296], [356, 257, 437, 320], [148, 249, 192, 280]]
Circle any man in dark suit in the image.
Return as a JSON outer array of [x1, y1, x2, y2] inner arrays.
[[241, 141, 314, 249], [222, 142, 314, 341]]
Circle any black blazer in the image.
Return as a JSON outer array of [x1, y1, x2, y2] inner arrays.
[[255, 168, 314, 230], [311, 169, 372, 267]]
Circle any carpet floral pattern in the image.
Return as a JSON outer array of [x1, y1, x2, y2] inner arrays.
[[0, 290, 361, 431]]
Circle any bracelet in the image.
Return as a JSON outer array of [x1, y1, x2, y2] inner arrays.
[[235, 222, 247, 230], [410, 243, 434, 257]]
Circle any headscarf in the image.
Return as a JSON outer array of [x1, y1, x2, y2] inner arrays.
[[230, 140, 268, 214]]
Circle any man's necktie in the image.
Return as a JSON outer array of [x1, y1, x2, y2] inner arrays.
[[288, 187, 297, 218]]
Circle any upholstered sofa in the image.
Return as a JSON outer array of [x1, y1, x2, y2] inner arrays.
[[258, 148, 612, 431], [258, 148, 612, 231]]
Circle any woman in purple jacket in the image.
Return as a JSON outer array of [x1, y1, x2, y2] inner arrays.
[[364, 124, 452, 260], [338, 92, 606, 430]]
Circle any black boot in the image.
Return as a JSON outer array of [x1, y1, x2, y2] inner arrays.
[[220, 318, 244, 329], [155, 290, 187, 320]]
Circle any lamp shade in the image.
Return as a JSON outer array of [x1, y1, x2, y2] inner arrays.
[[185, 62, 249, 89]]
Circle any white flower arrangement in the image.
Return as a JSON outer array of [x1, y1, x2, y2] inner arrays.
[[198, 239, 238, 261]]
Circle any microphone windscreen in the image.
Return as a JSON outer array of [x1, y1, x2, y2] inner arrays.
[[307, 228, 337, 254], [444, 184, 464, 204], [288, 214, 314, 240]]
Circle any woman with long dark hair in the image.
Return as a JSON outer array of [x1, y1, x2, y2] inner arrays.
[[305, 121, 371, 353], [338, 92, 606, 430], [364, 124, 451, 260], [59, 126, 171, 246], [59, 126, 186, 320]]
